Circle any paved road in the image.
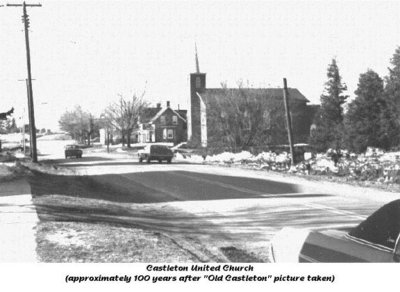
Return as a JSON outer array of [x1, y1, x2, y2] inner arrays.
[[34, 149, 398, 260]]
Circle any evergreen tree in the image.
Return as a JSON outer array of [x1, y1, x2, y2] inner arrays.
[[345, 70, 394, 152], [385, 46, 400, 105], [0, 120, 6, 134], [310, 58, 348, 152], [384, 46, 400, 146], [5, 118, 18, 133]]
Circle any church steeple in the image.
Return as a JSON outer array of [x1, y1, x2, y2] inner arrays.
[[190, 42, 205, 92], [189, 43, 206, 145], [195, 42, 200, 73]]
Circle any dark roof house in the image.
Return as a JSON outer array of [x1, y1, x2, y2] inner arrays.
[[135, 101, 187, 145]]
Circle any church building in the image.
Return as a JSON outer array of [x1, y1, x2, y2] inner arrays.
[[187, 49, 317, 149]]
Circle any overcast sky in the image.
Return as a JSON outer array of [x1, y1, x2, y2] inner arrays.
[[1, 0, 400, 130]]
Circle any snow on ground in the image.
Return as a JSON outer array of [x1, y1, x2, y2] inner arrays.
[[0, 133, 24, 151], [176, 146, 400, 186], [5, 131, 400, 187], [37, 133, 72, 141], [1, 132, 71, 143], [175, 153, 204, 163], [204, 150, 290, 165], [37, 139, 76, 159], [116, 147, 127, 153], [45, 229, 87, 247], [205, 151, 252, 163], [0, 133, 22, 143]]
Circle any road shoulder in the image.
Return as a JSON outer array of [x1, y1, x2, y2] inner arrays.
[[0, 176, 39, 262]]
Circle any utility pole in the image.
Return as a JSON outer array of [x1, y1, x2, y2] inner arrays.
[[107, 130, 110, 153], [6, 2, 42, 162], [25, 78, 34, 157], [283, 78, 295, 166], [18, 78, 35, 156], [22, 118, 26, 154]]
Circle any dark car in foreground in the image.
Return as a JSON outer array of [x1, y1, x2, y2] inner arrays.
[[270, 199, 400, 262], [138, 145, 173, 163], [64, 144, 83, 159]]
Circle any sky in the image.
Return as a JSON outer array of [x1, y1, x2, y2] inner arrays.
[[1, 0, 400, 130]]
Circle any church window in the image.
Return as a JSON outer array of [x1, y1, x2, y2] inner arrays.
[[196, 77, 201, 89], [263, 110, 271, 128]]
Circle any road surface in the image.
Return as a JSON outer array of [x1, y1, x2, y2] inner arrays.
[[32, 144, 399, 261]]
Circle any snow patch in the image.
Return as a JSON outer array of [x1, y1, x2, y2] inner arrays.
[[46, 230, 88, 247]]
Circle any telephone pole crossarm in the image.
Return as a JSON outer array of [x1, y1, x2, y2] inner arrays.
[[6, 3, 42, 7]]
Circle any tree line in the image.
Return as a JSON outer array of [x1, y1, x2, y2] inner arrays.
[[58, 92, 147, 147], [57, 45, 400, 153], [0, 117, 18, 134], [206, 46, 400, 154], [311, 46, 400, 153]]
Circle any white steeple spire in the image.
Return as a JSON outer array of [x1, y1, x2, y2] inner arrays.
[[195, 42, 200, 73]]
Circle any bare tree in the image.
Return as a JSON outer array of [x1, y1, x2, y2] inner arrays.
[[59, 105, 99, 144], [104, 92, 147, 147], [86, 114, 101, 146], [207, 83, 288, 151]]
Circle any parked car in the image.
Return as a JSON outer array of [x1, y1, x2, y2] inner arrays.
[[269, 199, 400, 262], [138, 145, 173, 163], [64, 144, 83, 159]]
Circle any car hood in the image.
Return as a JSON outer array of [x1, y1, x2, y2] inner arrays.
[[270, 227, 349, 262]]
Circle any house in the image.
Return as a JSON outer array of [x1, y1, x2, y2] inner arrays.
[[188, 52, 317, 148], [135, 101, 187, 145]]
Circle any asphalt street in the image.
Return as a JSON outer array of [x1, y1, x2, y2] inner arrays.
[[35, 147, 397, 259]]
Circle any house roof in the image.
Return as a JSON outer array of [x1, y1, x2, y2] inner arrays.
[[177, 110, 187, 120], [139, 106, 187, 124], [201, 88, 309, 103], [140, 107, 161, 124], [149, 107, 187, 123]]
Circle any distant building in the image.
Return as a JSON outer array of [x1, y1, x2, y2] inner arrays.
[[188, 50, 318, 148], [135, 101, 187, 145]]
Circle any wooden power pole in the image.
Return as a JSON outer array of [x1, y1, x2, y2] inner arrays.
[[6, 2, 42, 163], [283, 78, 295, 166]]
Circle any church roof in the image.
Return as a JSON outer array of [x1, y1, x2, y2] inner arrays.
[[201, 88, 309, 103]]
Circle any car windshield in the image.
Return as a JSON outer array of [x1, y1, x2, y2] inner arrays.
[[149, 145, 169, 152], [349, 199, 400, 249]]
